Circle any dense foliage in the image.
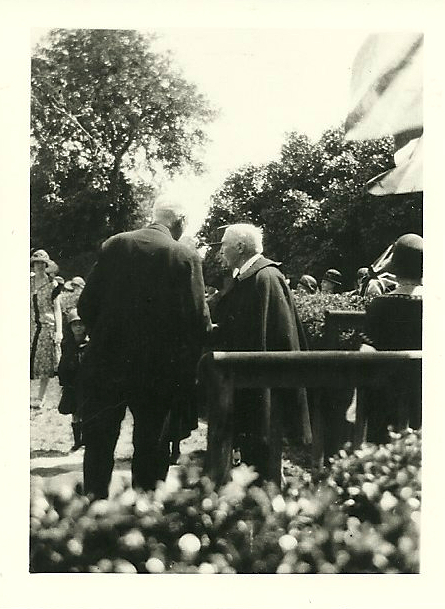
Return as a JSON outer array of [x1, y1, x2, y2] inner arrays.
[[31, 29, 214, 260], [30, 429, 420, 574], [199, 128, 422, 287], [294, 291, 367, 350]]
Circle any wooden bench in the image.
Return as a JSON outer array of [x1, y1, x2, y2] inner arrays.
[[198, 350, 421, 486], [315, 310, 367, 458]]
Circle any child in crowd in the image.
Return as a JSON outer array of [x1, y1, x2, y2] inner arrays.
[[57, 308, 89, 451]]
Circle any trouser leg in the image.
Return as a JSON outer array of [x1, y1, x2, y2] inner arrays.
[[83, 405, 126, 499], [71, 421, 83, 451], [129, 399, 170, 491]]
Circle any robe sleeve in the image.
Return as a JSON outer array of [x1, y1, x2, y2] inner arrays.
[[255, 268, 304, 352], [255, 267, 312, 443]]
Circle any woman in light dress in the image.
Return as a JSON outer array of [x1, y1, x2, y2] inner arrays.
[[30, 249, 62, 408]]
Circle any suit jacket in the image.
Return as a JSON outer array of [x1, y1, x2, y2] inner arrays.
[[213, 256, 312, 443], [78, 224, 208, 419]]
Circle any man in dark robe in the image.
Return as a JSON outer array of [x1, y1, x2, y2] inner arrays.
[[212, 223, 312, 480], [78, 202, 209, 499]]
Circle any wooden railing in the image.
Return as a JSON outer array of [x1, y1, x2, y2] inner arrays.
[[198, 350, 421, 486]]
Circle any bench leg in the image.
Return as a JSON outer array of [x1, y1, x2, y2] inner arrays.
[[311, 390, 324, 469], [204, 369, 234, 486], [267, 392, 283, 487]]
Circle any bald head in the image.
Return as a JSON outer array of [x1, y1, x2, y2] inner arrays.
[[152, 201, 188, 240]]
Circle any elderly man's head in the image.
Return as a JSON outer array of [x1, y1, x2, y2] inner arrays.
[[220, 223, 263, 271], [152, 201, 188, 240]]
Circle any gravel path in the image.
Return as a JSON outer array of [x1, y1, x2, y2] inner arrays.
[[30, 378, 309, 494], [30, 378, 207, 495], [30, 378, 207, 459]]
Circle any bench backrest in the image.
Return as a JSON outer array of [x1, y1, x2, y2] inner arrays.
[[199, 350, 421, 485]]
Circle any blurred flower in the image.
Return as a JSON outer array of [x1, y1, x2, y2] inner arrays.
[[145, 557, 165, 573], [380, 492, 398, 511], [278, 534, 298, 553], [231, 464, 259, 487], [178, 533, 201, 558]]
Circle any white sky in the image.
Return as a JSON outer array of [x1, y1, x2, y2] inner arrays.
[[32, 27, 368, 235], [151, 28, 367, 234]]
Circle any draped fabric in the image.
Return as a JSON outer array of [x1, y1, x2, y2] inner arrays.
[[345, 33, 423, 195], [212, 256, 312, 468]]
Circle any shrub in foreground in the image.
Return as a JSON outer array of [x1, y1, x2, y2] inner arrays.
[[30, 429, 420, 573]]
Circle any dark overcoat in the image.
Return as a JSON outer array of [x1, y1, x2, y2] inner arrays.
[[212, 256, 312, 453], [57, 334, 88, 415], [77, 224, 208, 426]]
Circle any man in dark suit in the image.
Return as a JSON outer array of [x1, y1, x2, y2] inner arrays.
[[212, 223, 312, 481], [78, 202, 208, 499]]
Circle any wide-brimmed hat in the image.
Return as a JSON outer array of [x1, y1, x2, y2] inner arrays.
[[298, 274, 318, 294], [46, 260, 59, 275], [65, 276, 86, 290], [30, 249, 53, 267], [322, 268, 343, 286], [66, 308, 82, 324], [385, 233, 423, 278], [207, 224, 230, 246]]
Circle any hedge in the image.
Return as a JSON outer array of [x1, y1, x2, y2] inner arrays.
[[30, 428, 420, 574], [292, 291, 367, 350]]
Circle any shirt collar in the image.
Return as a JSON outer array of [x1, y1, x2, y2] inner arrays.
[[233, 253, 262, 278]]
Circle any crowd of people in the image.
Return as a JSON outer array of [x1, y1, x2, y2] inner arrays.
[[290, 264, 397, 299], [30, 203, 423, 499]]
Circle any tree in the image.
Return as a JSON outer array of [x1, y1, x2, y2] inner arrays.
[[199, 126, 421, 288], [31, 28, 215, 259]]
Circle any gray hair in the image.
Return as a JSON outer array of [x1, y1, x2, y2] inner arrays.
[[152, 201, 187, 227], [224, 223, 263, 255]]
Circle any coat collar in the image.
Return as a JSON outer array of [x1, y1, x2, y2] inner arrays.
[[237, 256, 282, 281], [147, 223, 174, 239]]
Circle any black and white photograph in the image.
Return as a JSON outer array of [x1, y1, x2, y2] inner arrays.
[[1, 1, 444, 607]]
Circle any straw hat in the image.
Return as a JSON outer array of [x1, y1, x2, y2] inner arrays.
[[30, 249, 54, 267], [65, 276, 86, 290], [66, 308, 82, 324]]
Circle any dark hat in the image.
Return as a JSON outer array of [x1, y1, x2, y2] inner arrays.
[[298, 274, 318, 294], [207, 224, 230, 246], [385, 233, 423, 279], [322, 269, 343, 286]]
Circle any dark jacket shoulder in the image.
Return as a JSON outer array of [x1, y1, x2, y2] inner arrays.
[[238, 256, 283, 283]]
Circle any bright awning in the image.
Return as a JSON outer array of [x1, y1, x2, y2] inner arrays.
[[345, 33, 423, 195]]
